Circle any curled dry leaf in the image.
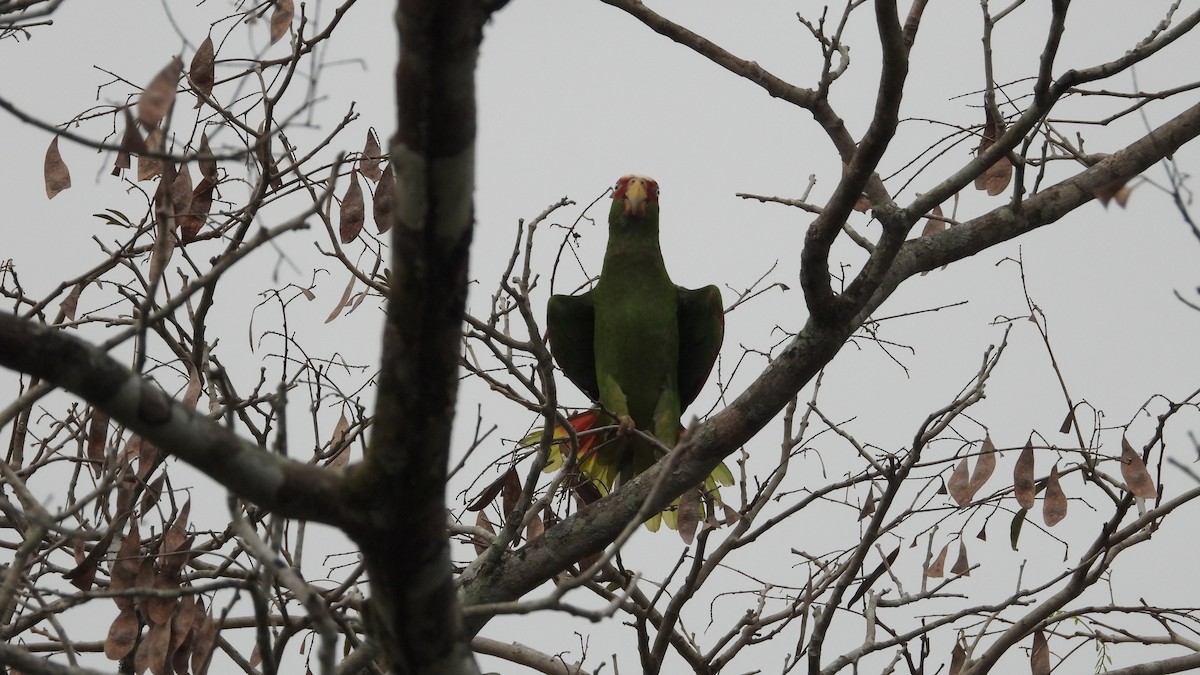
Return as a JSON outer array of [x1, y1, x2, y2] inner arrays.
[[138, 56, 183, 128], [947, 457, 971, 507], [190, 35, 215, 108], [325, 274, 356, 323], [44, 136, 71, 199], [950, 539, 970, 576], [69, 538, 98, 591], [270, 0, 294, 44], [1059, 407, 1076, 434], [1031, 630, 1050, 675], [858, 487, 876, 521], [60, 282, 84, 321], [500, 466, 521, 518], [1042, 463, 1067, 527], [473, 510, 495, 556], [926, 542, 948, 579], [339, 171, 365, 244], [360, 128, 383, 182], [114, 109, 146, 176], [374, 162, 396, 234], [1120, 436, 1157, 499], [1014, 438, 1035, 510]]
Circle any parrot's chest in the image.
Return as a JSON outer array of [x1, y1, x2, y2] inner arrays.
[[592, 282, 679, 411]]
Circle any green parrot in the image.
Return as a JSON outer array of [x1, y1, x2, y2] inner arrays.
[[540, 174, 733, 531]]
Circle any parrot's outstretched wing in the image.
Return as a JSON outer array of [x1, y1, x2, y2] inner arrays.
[[546, 291, 599, 401], [676, 284, 724, 409]]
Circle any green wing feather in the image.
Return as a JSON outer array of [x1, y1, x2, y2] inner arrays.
[[546, 292, 599, 401], [676, 284, 724, 409]]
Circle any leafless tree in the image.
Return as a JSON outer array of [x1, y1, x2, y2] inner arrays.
[[2, 1, 1200, 674]]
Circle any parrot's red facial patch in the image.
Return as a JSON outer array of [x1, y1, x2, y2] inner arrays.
[[613, 175, 659, 217]]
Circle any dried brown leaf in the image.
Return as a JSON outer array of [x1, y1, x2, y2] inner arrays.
[[171, 163, 194, 223], [921, 204, 946, 237], [86, 408, 108, 469], [69, 539, 98, 592], [270, 0, 294, 44], [467, 470, 509, 512], [114, 109, 146, 176], [926, 542, 948, 578], [182, 178, 214, 243], [1042, 463, 1067, 527], [1094, 179, 1132, 208], [1120, 436, 1157, 499], [858, 487, 876, 521], [145, 572, 179, 626], [325, 274, 356, 323], [190, 36, 215, 108], [139, 127, 164, 181], [140, 474, 165, 515], [678, 487, 700, 545], [969, 434, 997, 495], [44, 136, 71, 199], [105, 605, 141, 660], [60, 282, 85, 321], [339, 171, 365, 244], [374, 163, 395, 234], [1059, 407, 1075, 434], [137, 435, 162, 480], [1014, 438, 1035, 510], [198, 133, 217, 183], [328, 413, 351, 469], [473, 510, 495, 555], [526, 512, 544, 542], [947, 457, 971, 507], [138, 57, 183, 128], [1031, 630, 1050, 675], [172, 594, 196, 651], [500, 466, 522, 518], [144, 619, 172, 675], [950, 539, 970, 576], [182, 364, 202, 409], [977, 155, 1013, 196], [191, 599, 218, 675], [949, 638, 966, 675], [360, 129, 383, 181]]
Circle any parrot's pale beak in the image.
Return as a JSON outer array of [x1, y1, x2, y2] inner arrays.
[[622, 179, 648, 217]]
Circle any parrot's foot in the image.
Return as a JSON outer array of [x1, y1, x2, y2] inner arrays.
[[616, 414, 636, 436]]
